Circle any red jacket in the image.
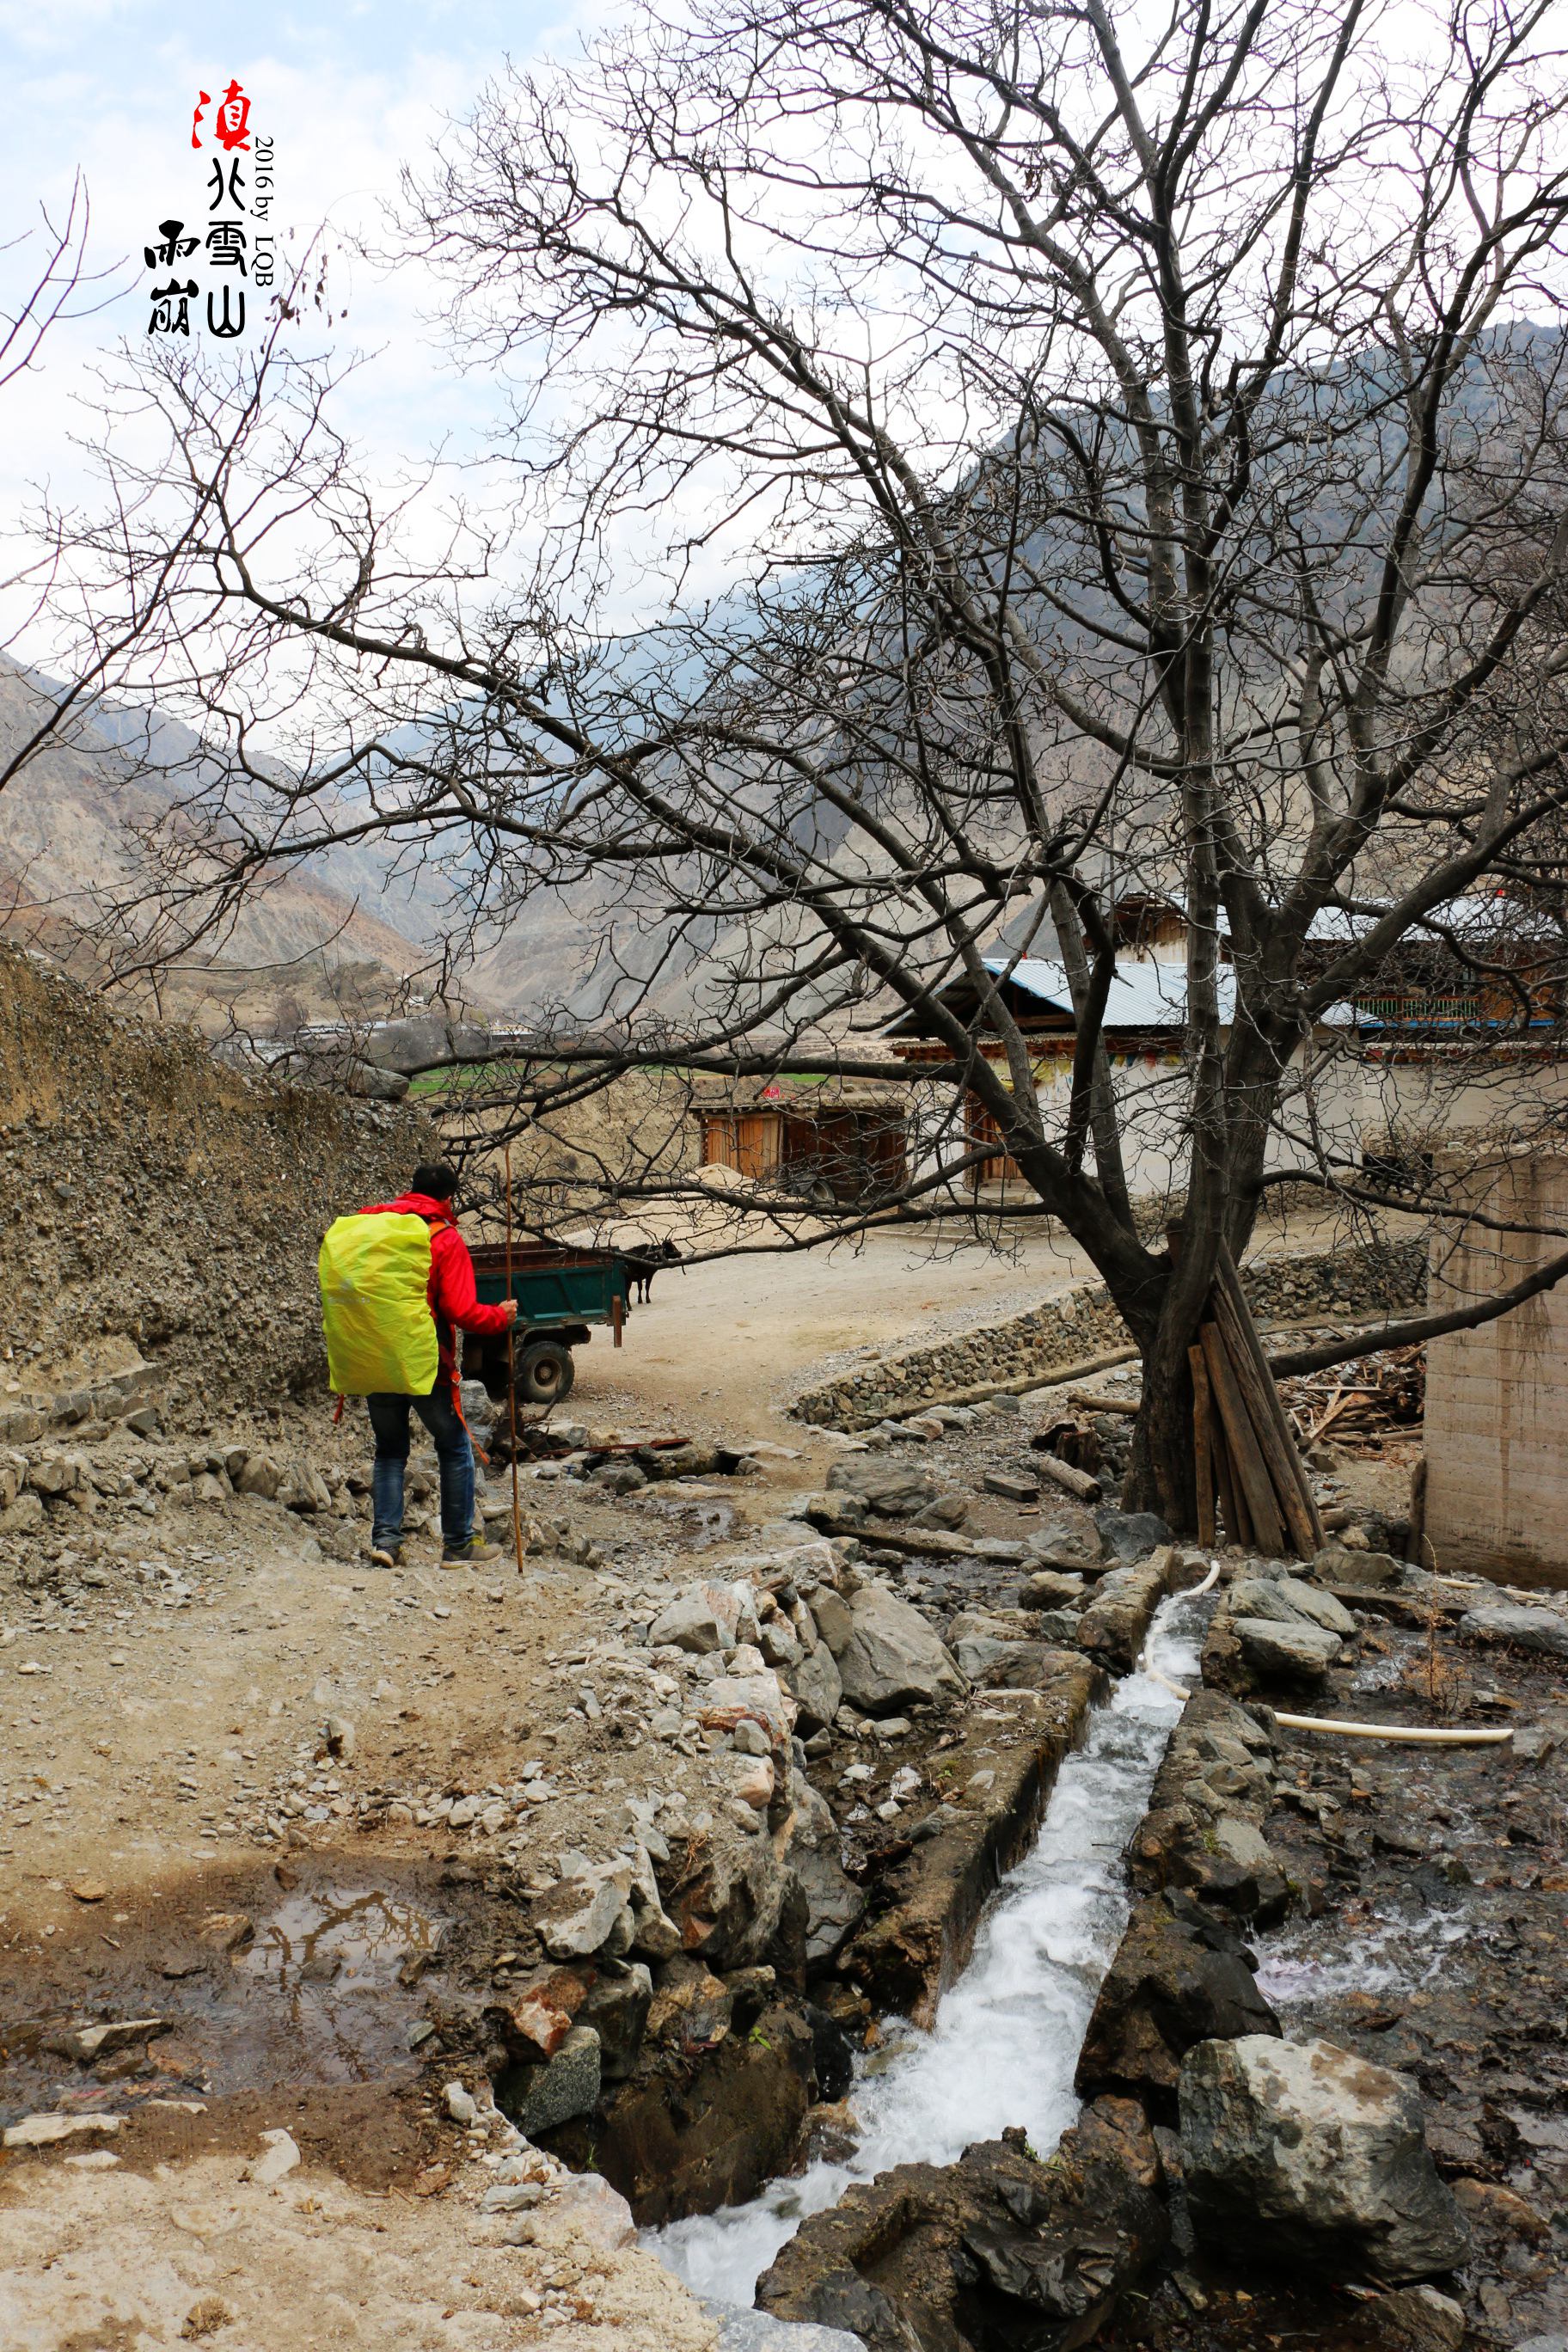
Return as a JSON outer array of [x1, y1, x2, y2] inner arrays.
[[364, 1191, 511, 1376]]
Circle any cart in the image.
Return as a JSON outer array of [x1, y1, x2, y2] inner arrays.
[[465, 1242, 634, 1407]]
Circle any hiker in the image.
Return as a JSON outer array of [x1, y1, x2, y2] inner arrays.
[[319, 1161, 517, 1569]]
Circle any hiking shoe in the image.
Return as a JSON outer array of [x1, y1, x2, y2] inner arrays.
[[368, 1542, 401, 1569], [441, 1535, 503, 1567]]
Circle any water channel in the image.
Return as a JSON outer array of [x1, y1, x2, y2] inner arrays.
[[653, 1586, 1211, 2310]]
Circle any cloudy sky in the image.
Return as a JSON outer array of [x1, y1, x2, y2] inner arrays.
[[0, 0, 603, 539]]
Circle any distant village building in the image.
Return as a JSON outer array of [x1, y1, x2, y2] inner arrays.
[[883, 891, 1568, 1204], [693, 1076, 908, 1201]]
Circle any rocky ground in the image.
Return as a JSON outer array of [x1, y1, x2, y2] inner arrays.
[[3, 1316, 1566, 2352]]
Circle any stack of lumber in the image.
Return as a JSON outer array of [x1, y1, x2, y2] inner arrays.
[[1189, 1246, 1325, 1559], [1280, 1344, 1424, 1454]]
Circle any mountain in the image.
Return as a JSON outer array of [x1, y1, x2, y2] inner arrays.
[[0, 658, 438, 1030]]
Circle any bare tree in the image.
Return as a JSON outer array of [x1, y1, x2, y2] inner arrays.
[[38, 0, 1568, 1523]]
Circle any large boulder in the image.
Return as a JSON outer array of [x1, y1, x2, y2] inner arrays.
[[1459, 1602, 1568, 1660], [1314, 1542, 1402, 1589], [1231, 1575, 1357, 1638], [1179, 2035, 1470, 2284], [1232, 1615, 1342, 1681], [1076, 1551, 1173, 1670], [504, 2024, 602, 2136], [825, 1459, 937, 1518], [1095, 1507, 1172, 1564], [784, 1642, 843, 1736], [758, 2105, 1167, 2352], [1076, 1897, 1280, 2110], [825, 1585, 965, 1716], [649, 1580, 763, 1655], [1025, 1515, 1104, 1576]]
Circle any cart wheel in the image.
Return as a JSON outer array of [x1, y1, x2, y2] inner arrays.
[[516, 1339, 575, 1405]]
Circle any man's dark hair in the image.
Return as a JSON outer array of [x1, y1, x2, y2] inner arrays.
[[411, 1161, 460, 1201]]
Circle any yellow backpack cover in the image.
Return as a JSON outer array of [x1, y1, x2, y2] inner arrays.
[[319, 1212, 438, 1397]]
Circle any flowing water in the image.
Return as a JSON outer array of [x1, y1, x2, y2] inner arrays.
[[652, 1588, 1211, 2309]]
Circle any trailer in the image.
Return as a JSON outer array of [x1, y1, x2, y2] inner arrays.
[[464, 1241, 634, 1406]]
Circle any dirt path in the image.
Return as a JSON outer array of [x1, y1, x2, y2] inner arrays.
[[574, 1219, 1098, 1432]]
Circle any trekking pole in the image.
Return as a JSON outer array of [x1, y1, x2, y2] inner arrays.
[[505, 1142, 524, 1576]]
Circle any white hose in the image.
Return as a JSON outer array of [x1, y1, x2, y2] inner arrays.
[[1272, 1712, 1513, 1746]]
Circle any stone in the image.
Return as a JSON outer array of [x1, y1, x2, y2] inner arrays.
[[1077, 1898, 1281, 2106], [529, 2171, 636, 2251], [784, 1641, 843, 1736], [702, 2305, 868, 2352], [647, 1961, 735, 2052], [649, 1580, 761, 1654], [1366, 2285, 1467, 2351], [235, 1453, 285, 1501], [1077, 1551, 1173, 1669], [758, 2106, 1167, 2351], [1020, 1569, 1086, 1609], [1179, 2035, 1470, 2282], [508, 2024, 603, 2135], [910, 1491, 971, 1531], [825, 1459, 936, 1517], [444, 2080, 480, 2125], [793, 1846, 866, 1968], [732, 1757, 776, 1809], [1022, 1514, 1103, 1575], [829, 1586, 964, 1717], [1459, 1602, 1568, 1659], [1096, 1507, 1172, 1563], [532, 1868, 634, 1961], [3, 2112, 121, 2148], [28, 1452, 87, 1496], [504, 1968, 591, 2061], [69, 2017, 171, 2062], [954, 1635, 1050, 1687], [699, 1669, 796, 1749], [1314, 1542, 1401, 1588], [246, 2128, 302, 2184], [579, 1963, 652, 2081], [0, 1490, 44, 1534], [1231, 1575, 1357, 1638], [1232, 1614, 1341, 1680]]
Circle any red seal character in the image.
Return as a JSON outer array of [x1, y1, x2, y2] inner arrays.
[[214, 79, 252, 153]]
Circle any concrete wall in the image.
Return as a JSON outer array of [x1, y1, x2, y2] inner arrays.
[[1425, 1155, 1568, 1589]]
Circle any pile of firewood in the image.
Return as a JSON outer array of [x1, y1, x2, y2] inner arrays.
[[1280, 1344, 1425, 1455], [1190, 1246, 1325, 1559]]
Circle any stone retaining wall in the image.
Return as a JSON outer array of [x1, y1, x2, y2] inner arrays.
[[791, 1238, 1426, 1428]]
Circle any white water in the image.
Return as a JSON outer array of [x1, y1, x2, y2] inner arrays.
[[652, 1589, 1210, 2310]]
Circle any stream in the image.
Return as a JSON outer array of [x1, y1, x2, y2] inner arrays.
[[652, 1586, 1211, 2310]]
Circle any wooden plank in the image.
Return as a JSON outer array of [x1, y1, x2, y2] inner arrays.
[[1213, 1247, 1324, 1554], [1210, 1385, 1248, 1547], [1188, 1342, 1216, 1550], [1200, 1320, 1286, 1555]]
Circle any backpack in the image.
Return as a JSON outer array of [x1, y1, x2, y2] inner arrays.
[[318, 1211, 438, 1397]]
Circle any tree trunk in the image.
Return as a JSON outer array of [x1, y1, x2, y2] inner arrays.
[[1123, 1328, 1199, 1528]]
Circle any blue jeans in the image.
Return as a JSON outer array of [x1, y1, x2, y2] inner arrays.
[[368, 1387, 474, 1552]]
